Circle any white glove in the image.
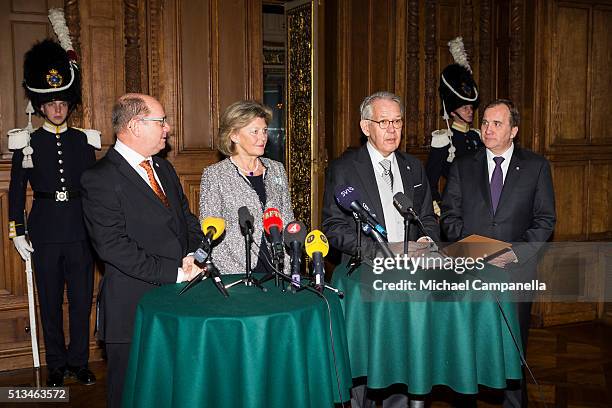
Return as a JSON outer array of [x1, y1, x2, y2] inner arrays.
[[13, 235, 34, 261]]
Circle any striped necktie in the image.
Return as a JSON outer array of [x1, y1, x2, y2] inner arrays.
[[380, 159, 393, 189]]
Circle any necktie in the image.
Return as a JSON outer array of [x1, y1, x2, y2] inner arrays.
[[490, 156, 504, 213], [380, 159, 393, 189], [140, 160, 170, 207]]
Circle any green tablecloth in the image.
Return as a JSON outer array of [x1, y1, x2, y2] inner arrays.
[[122, 278, 352, 408], [332, 264, 523, 394]]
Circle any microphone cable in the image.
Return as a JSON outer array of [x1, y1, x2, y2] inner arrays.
[[464, 269, 548, 408], [252, 240, 348, 408]]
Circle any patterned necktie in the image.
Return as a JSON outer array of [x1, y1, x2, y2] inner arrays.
[[140, 160, 170, 207], [380, 159, 393, 189], [490, 156, 505, 213]]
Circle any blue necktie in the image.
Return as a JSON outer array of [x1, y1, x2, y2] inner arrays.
[[490, 156, 504, 213]]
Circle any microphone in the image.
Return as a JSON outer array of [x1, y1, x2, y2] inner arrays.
[[263, 207, 285, 263], [284, 221, 307, 288], [238, 206, 254, 236], [194, 217, 225, 264], [305, 230, 329, 292], [335, 185, 388, 239], [393, 192, 438, 251]]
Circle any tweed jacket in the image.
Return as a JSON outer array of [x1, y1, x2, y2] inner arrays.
[[199, 157, 294, 275]]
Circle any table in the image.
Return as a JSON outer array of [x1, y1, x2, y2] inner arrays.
[[332, 263, 523, 395], [122, 277, 352, 408]]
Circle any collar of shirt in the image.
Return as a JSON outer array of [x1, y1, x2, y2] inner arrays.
[[486, 142, 514, 182], [366, 141, 396, 170], [43, 121, 68, 134], [114, 139, 165, 192], [114, 139, 150, 168]]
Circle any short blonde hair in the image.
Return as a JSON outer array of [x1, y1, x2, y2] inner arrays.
[[217, 100, 273, 156]]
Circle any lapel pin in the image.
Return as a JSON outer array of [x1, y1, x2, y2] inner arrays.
[[516, 166, 520, 170], [155, 162, 160, 167], [406, 165, 411, 171]]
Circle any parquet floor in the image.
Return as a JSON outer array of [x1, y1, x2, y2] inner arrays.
[[0, 322, 610, 407]]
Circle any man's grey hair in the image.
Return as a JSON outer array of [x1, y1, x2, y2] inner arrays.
[[112, 94, 151, 134], [359, 91, 405, 120]]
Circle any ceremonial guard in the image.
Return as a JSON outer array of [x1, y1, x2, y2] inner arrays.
[[426, 37, 483, 211], [8, 9, 100, 387]]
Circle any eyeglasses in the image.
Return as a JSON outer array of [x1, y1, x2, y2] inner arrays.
[[367, 118, 403, 130], [139, 116, 168, 127]]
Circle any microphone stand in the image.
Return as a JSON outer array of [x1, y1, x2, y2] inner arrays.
[[346, 217, 363, 276], [368, 227, 394, 259], [408, 209, 439, 252], [225, 226, 266, 292], [267, 261, 345, 299], [403, 215, 411, 255]]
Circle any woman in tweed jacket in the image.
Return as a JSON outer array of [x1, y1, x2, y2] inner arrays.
[[199, 101, 294, 275]]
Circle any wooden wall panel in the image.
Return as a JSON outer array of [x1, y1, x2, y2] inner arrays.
[[179, 0, 213, 151], [590, 7, 612, 144], [79, 0, 124, 148], [588, 162, 612, 238], [551, 4, 589, 144], [88, 27, 120, 141], [551, 162, 587, 240]]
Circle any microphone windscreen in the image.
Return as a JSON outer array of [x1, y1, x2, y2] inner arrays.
[[263, 207, 283, 234], [334, 185, 360, 211], [201, 217, 225, 240], [393, 192, 413, 214], [238, 206, 254, 229], [284, 221, 307, 247], [305, 230, 329, 258]]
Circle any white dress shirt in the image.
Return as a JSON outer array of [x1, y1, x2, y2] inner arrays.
[[486, 142, 514, 183], [366, 142, 405, 243]]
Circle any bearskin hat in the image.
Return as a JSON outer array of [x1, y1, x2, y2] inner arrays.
[[22, 39, 81, 115], [439, 37, 479, 117]]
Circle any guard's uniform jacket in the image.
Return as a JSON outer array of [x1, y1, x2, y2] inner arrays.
[[9, 122, 98, 242], [425, 123, 483, 202]]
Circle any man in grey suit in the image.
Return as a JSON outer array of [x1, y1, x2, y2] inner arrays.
[[81, 93, 204, 408], [441, 99, 556, 407]]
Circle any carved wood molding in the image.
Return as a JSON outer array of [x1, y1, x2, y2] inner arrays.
[[406, 0, 419, 146], [479, 0, 492, 118], [510, 0, 523, 107], [424, 0, 437, 144], [461, 0, 474, 62], [64, 0, 83, 127], [148, 0, 162, 100], [124, 0, 141, 93]]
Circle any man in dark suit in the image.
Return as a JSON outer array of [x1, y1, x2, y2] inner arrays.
[[441, 99, 556, 407], [322, 91, 439, 407], [80, 93, 204, 408]]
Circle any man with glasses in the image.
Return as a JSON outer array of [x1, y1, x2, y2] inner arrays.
[[80, 93, 204, 408], [322, 91, 439, 407], [8, 38, 100, 387]]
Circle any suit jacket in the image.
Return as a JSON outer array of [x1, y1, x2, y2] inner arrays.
[[322, 144, 440, 261], [440, 146, 556, 263], [81, 148, 203, 343]]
